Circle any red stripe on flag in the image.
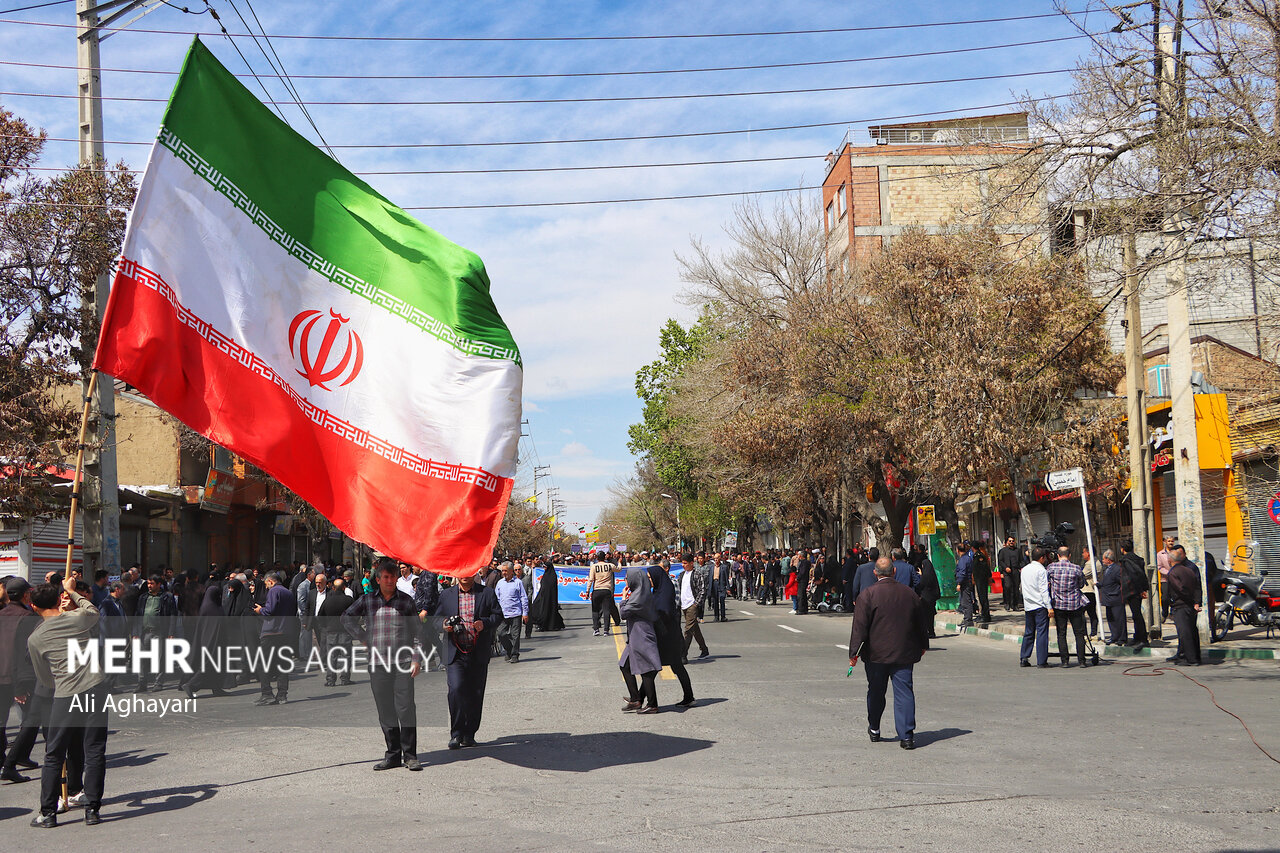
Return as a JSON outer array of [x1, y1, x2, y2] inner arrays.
[[94, 260, 511, 576]]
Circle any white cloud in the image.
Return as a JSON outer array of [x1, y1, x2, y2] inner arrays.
[[559, 441, 592, 458]]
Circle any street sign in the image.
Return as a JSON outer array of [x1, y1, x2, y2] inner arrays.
[[916, 505, 936, 536], [1044, 467, 1085, 491], [1269, 492, 1280, 525]]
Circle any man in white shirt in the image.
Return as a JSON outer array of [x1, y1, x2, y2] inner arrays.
[[1019, 547, 1052, 668], [679, 556, 709, 662], [395, 564, 416, 598]]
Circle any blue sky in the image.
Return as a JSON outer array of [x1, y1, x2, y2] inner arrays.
[[0, 0, 1101, 528]]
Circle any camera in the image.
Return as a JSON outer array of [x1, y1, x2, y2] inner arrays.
[[443, 615, 465, 632], [1036, 522, 1075, 550]]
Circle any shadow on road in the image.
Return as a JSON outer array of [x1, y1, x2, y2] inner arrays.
[[101, 783, 219, 820], [420, 730, 714, 771], [509, 656, 560, 663], [667, 697, 727, 712], [912, 728, 972, 747], [106, 750, 168, 769]]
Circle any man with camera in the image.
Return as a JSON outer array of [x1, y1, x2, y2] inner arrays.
[[342, 558, 423, 770], [436, 569, 502, 749]]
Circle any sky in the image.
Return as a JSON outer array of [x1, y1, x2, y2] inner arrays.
[[0, 0, 1104, 529]]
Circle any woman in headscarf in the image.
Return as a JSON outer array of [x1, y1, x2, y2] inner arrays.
[[184, 584, 230, 698], [648, 560, 695, 707], [618, 566, 662, 714], [530, 558, 564, 631], [222, 575, 254, 685]]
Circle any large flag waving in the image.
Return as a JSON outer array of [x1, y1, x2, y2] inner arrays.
[[94, 39, 521, 576]]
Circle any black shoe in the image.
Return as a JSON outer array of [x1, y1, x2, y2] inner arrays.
[[448, 737, 462, 750], [868, 728, 881, 743], [84, 809, 101, 826], [509, 656, 519, 663], [636, 705, 659, 714], [1061, 660, 1074, 668], [324, 679, 336, 687], [1, 768, 30, 784], [373, 757, 402, 771], [211, 689, 231, 696], [697, 650, 710, 659], [269, 695, 287, 705], [14, 759, 38, 771], [184, 685, 197, 700], [1166, 654, 1184, 663], [403, 757, 423, 771], [1036, 663, 1050, 668], [676, 696, 696, 707], [1019, 658, 1031, 668], [1175, 659, 1201, 666], [899, 737, 915, 750], [339, 679, 353, 686], [30, 813, 57, 828], [253, 695, 273, 706], [461, 736, 476, 747]]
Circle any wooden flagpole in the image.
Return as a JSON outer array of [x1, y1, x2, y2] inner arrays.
[[64, 371, 97, 580]]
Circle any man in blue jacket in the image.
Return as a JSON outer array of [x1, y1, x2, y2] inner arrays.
[[252, 572, 297, 705], [954, 542, 976, 628]]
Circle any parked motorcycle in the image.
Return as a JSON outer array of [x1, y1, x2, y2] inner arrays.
[[1210, 571, 1280, 641]]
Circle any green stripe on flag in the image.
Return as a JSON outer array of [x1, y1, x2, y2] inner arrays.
[[158, 38, 519, 362]]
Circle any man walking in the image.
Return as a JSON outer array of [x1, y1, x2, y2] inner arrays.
[[133, 574, 177, 692], [27, 576, 108, 827], [1119, 539, 1150, 649], [679, 554, 709, 661], [997, 536, 1023, 610], [1098, 550, 1126, 645], [315, 575, 354, 686], [251, 572, 297, 706], [0, 577, 39, 783], [1047, 547, 1090, 667], [589, 556, 616, 636], [848, 557, 930, 750], [954, 542, 976, 628], [342, 558, 423, 769], [710, 555, 728, 622], [1019, 547, 1052, 668], [436, 570, 502, 749], [1166, 545, 1203, 666], [494, 562, 528, 663]]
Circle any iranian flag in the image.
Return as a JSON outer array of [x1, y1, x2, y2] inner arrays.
[[93, 39, 521, 576]]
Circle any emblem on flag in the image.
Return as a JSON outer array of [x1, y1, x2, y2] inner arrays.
[[289, 308, 364, 390]]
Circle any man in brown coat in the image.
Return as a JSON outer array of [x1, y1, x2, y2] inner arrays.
[[849, 557, 930, 750]]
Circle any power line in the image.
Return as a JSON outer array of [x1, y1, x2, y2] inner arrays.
[[0, 9, 1085, 41], [0, 33, 1093, 81], [0, 0, 70, 12], [0, 67, 1075, 106], [0, 96, 1069, 150]]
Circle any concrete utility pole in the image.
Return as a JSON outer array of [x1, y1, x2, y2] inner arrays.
[[76, 0, 124, 577], [1123, 234, 1157, 633], [1155, 11, 1210, 641]]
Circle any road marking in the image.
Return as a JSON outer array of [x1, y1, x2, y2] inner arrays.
[[612, 625, 675, 680], [778, 624, 803, 634], [835, 644, 849, 651], [739, 610, 755, 616]]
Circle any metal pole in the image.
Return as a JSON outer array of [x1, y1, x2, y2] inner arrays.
[[1123, 233, 1157, 635], [76, 0, 121, 579], [1078, 484, 1105, 643]]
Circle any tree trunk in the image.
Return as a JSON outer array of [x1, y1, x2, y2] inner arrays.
[[1010, 466, 1036, 543]]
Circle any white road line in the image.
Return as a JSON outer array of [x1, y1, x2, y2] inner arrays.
[[835, 644, 849, 651], [778, 624, 803, 634], [739, 610, 755, 616]]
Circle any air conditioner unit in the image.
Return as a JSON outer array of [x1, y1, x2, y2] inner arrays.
[[907, 130, 924, 142]]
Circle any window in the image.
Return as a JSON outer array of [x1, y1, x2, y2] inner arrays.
[[825, 200, 835, 231], [836, 184, 846, 219]]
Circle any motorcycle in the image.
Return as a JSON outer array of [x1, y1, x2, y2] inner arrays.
[[1210, 571, 1280, 641]]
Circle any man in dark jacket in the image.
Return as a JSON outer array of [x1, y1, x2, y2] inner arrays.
[[849, 557, 930, 750], [1098, 549, 1127, 644], [997, 537, 1023, 610], [251, 572, 297, 705], [971, 545, 993, 626], [912, 545, 942, 639], [435, 570, 503, 749], [0, 578, 40, 782], [954, 542, 976, 628], [1166, 545, 1203, 665], [849, 547, 881, 607], [1118, 539, 1150, 648], [133, 575, 178, 692]]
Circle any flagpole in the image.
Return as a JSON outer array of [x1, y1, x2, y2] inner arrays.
[[64, 371, 98, 579]]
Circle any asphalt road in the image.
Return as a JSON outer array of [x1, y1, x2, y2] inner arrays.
[[2, 601, 1278, 851]]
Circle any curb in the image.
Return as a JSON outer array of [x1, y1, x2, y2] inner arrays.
[[935, 619, 1278, 661]]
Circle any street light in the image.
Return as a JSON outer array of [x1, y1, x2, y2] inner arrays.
[[660, 493, 681, 550]]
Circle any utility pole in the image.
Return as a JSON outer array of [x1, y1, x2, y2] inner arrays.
[[76, 0, 128, 578], [1123, 233, 1157, 633], [1154, 4, 1210, 641]]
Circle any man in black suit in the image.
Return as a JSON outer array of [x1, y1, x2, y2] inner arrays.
[[848, 547, 881, 608], [436, 571, 502, 749], [849, 557, 930, 750]]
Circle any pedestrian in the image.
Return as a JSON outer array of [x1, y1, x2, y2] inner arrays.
[[517, 563, 534, 640], [997, 536, 1022, 610], [97, 581, 129, 692], [1080, 548, 1100, 638], [341, 559, 423, 770], [317, 576, 355, 686], [494, 562, 528, 663], [1098, 550, 1126, 644], [436, 569, 502, 749], [412, 569, 444, 672], [184, 583, 230, 697], [133, 574, 178, 692], [795, 550, 811, 615], [1118, 539, 1150, 649], [1165, 545, 1202, 666], [954, 542, 976, 628], [589, 556, 616, 636], [971, 544, 992, 626], [251, 571, 297, 706], [1156, 535, 1176, 622], [848, 557, 930, 750], [27, 576, 109, 827], [678, 554, 709, 662], [648, 560, 695, 707], [1047, 547, 1090, 668], [849, 548, 880, 608], [1019, 547, 1052, 668], [0, 577, 39, 783], [530, 559, 564, 632], [913, 545, 941, 639], [618, 567, 663, 714], [710, 555, 728, 622]]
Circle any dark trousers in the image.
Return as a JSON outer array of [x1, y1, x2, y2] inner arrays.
[[1126, 596, 1149, 644], [975, 582, 991, 624], [4, 689, 51, 771], [322, 631, 352, 684], [1171, 604, 1201, 663], [712, 594, 727, 622], [796, 575, 809, 614], [1053, 607, 1087, 663], [498, 615, 522, 658], [591, 589, 614, 632], [682, 605, 707, 657], [621, 666, 657, 708], [40, 684, 107, 815], [0, 685, 14, 765], [369, 669, 417, 760], [1082, 593, 1099, 636], [1020, 608, 1050, 665], [765, 574, 779, 605], [1106, 604, 1128, 644], [445, 652, 490, 741], [257, 633, 292, 698], [136, 629, 167, 689], [1001, 572, 1016, 608], [958, 585, 976, 624], [864, 662, 915, 739]]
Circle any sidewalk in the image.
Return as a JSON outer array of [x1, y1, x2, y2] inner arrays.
[[936, 607, 1279, 661]]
